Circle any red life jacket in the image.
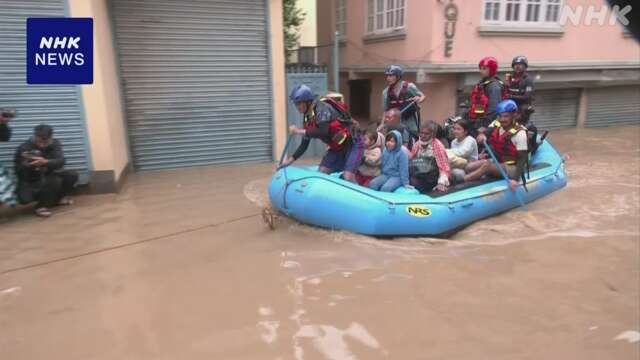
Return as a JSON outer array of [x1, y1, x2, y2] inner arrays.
[[469, 77, 508, 121], [387, 81, 417, 116], [507, 72, 529, 99], [304, 97, 353, 151], [488, 122, 524, 164]]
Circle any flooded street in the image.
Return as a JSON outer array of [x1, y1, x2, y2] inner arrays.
[[1, 126, 639, 359]]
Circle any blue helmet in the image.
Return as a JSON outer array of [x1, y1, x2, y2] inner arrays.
[[496, 99, 518, 114], [289, 84, 315, 103], [385, 65, 403, 77]]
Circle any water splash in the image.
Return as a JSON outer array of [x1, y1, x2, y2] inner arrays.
[[614, 330, 640, 343]]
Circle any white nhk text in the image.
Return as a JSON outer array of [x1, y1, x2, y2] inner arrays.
[[35, 36, 85, 66]]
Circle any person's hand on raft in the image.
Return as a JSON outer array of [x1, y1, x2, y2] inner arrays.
[[289, 125, 305, 136], [509, 179, 519, 192], [435, 174, 450, 192]]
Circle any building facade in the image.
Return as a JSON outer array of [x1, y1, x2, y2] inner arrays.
[[0, 0, 287, 193], [317, 0, 640, 128]]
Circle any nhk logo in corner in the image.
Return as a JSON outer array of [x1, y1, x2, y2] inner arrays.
[[27, 17, 93, 84]]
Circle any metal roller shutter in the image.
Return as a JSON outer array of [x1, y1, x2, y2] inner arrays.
[[586, 86, 640, 127], [531, 89, 579, 130], [111, 0, 273, 171], [0, 0, 91, 183]]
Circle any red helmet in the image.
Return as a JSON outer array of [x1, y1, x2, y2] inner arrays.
[[478, 57, 498, 77]]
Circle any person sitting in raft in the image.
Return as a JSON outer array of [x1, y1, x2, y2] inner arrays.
[[283, 85, 363, 183], [464, 99, 528, 191], [369, 130, 411, 192], [408, 121, 451, 193], [377, 108, 413, 148], [355, 127, 384, 187], [446, 119, 478, 183]]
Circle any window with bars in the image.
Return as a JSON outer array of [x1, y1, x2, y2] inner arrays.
[[482, 0, 564, 27], [484, 0, 501, 21], [367, 0, 405, 34], [335, 0, 346, 38], [526, 0, 541, 22], [505, 0, 521, 22], [546, 0, 561, 22]]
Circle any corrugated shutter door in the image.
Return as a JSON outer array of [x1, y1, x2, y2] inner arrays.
[[0, 0, 90, 183], [531, 89, 579, 130], [111, 0, 273, 171], [586, 86, 640, 127]]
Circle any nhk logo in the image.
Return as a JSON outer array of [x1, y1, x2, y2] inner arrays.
[[406, 205, 432, 218], [27, 18, 93, 84], [36, 37, 85, 66]]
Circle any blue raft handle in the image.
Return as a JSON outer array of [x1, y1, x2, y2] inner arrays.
[[484, 142, 528, 211]]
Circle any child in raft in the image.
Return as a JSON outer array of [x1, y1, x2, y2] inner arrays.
[[369, 130, 411, 192], [355, 127, 384, 187]]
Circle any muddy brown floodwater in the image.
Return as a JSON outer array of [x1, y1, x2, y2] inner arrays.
[[1, 126, 639, 359]]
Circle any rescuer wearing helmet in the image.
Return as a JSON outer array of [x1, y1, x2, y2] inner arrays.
[[284, 84, 362, 183], [382, 65, 425, 140], [463, 99, 528, 192], [468, 56, 508, 134]]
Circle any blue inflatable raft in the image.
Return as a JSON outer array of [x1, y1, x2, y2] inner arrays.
[[268, 140, 567, 236]]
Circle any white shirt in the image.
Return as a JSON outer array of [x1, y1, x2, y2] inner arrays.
[[451, 135, 479, 161]]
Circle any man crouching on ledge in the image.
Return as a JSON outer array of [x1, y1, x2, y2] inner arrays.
[[14, 124, 78, 218]]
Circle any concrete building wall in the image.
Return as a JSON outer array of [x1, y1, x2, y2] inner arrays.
[[428, 0, 640, 64], [317, 0, 640, 126], [69, 0, 130, 191], [320, 0, 639, 68], [316, 0, 334, 47], [337, 0, 437, 67], [269, 0, 288, 160]]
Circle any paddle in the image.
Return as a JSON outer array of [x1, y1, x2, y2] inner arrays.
[[399, 99, 418, 115], [483, 142, 528, 211], [276, 134, 295, 170]]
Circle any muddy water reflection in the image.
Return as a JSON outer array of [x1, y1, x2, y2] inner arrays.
[[0, 127, 637, 360], [244, 126, 639, 359]]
